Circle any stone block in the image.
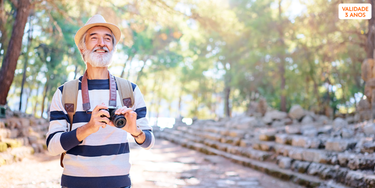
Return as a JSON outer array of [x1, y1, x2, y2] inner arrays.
[[271, 120, 285, 127], [318, 125, 333, 135], [228, 130, 245, 138], [275, 134, 292, 145], [319, 166, 338, 180], [19, 118, 30, 127], [345, 171, 365, 188], [361, 141, 375, 153], [363, 123, 375, 136], [317, 115, 330, 124], [291, 136, 321, 149], [291, 161, 311, 173], [259, 133, 275, 141], [302, 129, 318, 137], [334, 168, 348, 184], [0, 142, 7, 152], [0, 128, 11, 140], [277, 156, 293, 169], [301, 115, 314, 124], [307, 162, 323, 176], [265, 110, 287, 120], [5, 117, 21, 129], [239, 139, 252, 147], [289, 105, 305, 120], [2, 138, 22, 148], [347, 153, 375, 170], [242, 148, 271, 161], [274, 144, 292, 156], [9, 129, 19, 138], [365, 175, 375, 188], [260, 142, 274, 151], [340, 128, 354, 138], [288, 149, 304, 160], [325, 139, 356, 152], [338, 153, 352, 167], [285, 126, 301, 134], [333, 118, 348, 129]]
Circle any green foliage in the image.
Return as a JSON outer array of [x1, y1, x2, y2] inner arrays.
[[1, 0, 368, 119]]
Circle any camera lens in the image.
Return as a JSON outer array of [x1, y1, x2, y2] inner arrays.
[[113, 115, 126, 128]]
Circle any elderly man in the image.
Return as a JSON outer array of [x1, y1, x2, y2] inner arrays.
[[46, 14, 154, 188]]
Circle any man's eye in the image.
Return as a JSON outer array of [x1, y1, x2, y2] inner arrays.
[[91, 37, 97, 40]]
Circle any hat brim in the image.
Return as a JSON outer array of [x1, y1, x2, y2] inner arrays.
[[74, 23, 121, 49]]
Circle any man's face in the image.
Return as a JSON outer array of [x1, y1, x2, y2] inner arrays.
[[81, 26, 115, 67], [85, 26, 113, 52]]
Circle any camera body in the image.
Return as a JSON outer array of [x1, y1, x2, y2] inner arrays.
[[101, 107, 127, 128]]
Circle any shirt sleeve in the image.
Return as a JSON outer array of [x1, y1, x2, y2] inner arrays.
[[132, 84, 155, 150], [45, 86, 81, 156]]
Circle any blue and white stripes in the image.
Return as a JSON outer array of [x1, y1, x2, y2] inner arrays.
[[46, 77, 154, 188]]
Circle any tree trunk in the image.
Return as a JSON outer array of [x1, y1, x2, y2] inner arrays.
[[73, 64, 78, 79], [136, 56, 149, 82], [224, 85, 231, 117], [40, 80, 49, 118], [25, 88, 30, 112], [120, 55, 132, 78], [0, 0, 31, 105], [278, 0, 287, 112], [32, 82, 41, 116], [0, 0, 10, 60], [19, 17, 33, 111]]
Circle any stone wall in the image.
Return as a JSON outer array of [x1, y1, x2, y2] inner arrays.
[[155, 105, 375, 188], [0, 111, 48, 166]]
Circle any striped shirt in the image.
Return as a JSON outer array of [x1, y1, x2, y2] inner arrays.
[[46, 76, 155, 188]]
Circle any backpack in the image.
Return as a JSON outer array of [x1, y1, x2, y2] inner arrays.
[[59, 76, 134, 168]]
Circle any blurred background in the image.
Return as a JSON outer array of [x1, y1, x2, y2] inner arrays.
[[0, 0, 369, 126]]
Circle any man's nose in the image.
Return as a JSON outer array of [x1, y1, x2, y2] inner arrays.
[[97, 37, 105, 46]]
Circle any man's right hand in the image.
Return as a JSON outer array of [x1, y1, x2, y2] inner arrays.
[[76, 103, 110, 141]]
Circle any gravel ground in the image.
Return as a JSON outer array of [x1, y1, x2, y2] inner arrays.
[[0, 139, 303, 188]]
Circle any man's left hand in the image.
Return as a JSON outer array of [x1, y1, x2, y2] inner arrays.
[[107, 107, 140, 135]]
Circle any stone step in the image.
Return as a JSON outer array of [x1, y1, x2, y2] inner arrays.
[[160, 128, 375, 171], [252, 140, 276, 152], [0, 146, 34, 166], [157, 129, 358, 187], [184, 142, 339, 188], [175, 137, 356, 188]]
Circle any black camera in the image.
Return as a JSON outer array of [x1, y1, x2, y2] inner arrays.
[[101, 107, 126, 128]]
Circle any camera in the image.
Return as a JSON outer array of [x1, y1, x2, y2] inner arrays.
[[100, 107, 126, 128]]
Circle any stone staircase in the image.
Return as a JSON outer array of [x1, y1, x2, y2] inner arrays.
[[0, 115, 48, 166], [154, 118, 375, 188]]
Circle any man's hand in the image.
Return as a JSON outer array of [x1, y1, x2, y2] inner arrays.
[[76, 103, 110, 141], [108, 106, 139, 135]]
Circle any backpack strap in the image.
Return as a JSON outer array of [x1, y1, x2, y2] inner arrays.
[[115, 77, 134, 108], [60, 79, 79, 168]]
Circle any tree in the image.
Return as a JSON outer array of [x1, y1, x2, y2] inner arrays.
[[0, 0, 31, 105]]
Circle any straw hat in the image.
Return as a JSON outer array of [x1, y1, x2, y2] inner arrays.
[[74, 14, 121, 49]]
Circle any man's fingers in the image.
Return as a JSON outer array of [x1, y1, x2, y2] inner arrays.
[[125, 111, 137, 118], [98, 110, 110, 118], [99, 117, 110, 124], [101, 123, 106, 129], [93, 104, 108, 112], [115, 108, 133, 115]]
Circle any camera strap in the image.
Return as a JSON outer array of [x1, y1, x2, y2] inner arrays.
[[81, 70, 117, 112]]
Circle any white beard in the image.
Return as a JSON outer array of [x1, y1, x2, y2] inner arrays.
[[83, 46, 114, 67]]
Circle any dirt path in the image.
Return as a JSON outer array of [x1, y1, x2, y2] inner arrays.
[[0, 139, 303, 188]]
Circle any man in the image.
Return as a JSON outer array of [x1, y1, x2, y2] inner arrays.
[[46, 14, 155, 188]]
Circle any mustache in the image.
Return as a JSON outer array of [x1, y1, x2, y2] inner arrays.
[[92, 46, 110, 53]]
